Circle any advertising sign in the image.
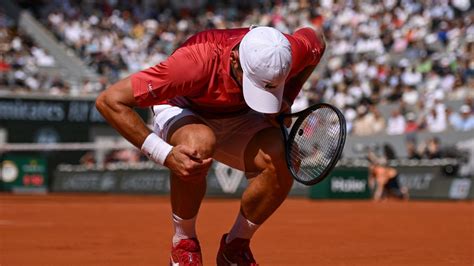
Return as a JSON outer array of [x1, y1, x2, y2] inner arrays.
[[448, 178, 471, 199], [0, 156, 48, 193], [0, 98, 105, 124], [52, 164, 471, 200], [397, 167, 473, 199], [52, 162, 309, 196], [0, 98, 148, 124], [309, 168, 371, 199]]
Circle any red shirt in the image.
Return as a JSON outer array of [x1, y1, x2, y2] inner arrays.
[[131, 27, 325, 116], [405, 121, 419, 133]]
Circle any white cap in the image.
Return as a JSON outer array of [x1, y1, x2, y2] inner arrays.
[[239, 27, 292, 113], [460, 105, 471, 113]]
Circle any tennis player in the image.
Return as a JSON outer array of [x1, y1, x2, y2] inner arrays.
[[96, 26, 325, 265]]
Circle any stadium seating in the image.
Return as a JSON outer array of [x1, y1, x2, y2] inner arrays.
[[0, 0, 472, 167]]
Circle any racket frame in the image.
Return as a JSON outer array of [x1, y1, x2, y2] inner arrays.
[[277, 103, 347, 186]]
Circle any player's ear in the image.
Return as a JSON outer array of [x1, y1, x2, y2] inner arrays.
[[230, 50, 238, 62], [230, 50, 240, 68]]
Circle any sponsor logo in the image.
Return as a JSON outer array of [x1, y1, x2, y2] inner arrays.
[[214, 162, 244, 194], [331, 177, 367, 193], [398, 174, 434, 190], [147, 81, 157, 97], [449, 178, 471, 199], [0, 100, 65, 121], [120, 175, 168, 191], [0, 99, 108, 123], [58, 172, 169, 192], [22, 160, 45, 173], [1, 160, 19, 183], [62, 174, 102, 190]]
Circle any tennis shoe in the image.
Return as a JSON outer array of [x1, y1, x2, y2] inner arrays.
[[216, 234, 258, 266], [170, 238, 202, 266]]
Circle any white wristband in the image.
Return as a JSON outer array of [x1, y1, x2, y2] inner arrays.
[[141, 133, 173, 165]]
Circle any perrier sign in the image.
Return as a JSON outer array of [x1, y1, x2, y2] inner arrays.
[[309, 168, 371, 199], [0, 155, 48, 193]]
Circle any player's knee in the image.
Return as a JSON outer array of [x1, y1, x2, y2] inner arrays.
[[170, 123, 216, 159], [189, 126, 216, 159]]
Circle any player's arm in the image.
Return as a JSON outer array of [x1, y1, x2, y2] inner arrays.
[[96, 43, 212, 177], [283, 27, 326, 105], [96, 77, 151, 148], [283, 64, 318, 105], [96, 76, 211, 177]]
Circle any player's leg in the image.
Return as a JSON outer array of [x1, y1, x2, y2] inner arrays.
[[373, 166, 390, 201], [162, 114, 216, 265], [167, 116, 216, 219], [217, 127, 292, 265], [240, 127, 293, 224]]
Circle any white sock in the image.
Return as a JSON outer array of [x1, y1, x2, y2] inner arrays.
[[172, 213, 197, 247], [226, 212, 260, 243]]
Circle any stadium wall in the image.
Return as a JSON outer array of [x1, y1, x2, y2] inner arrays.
[[1, 96, 472, 200], [45, 163, 473, 200]]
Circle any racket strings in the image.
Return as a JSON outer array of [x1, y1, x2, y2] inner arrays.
[[289, 107, 341, 182]]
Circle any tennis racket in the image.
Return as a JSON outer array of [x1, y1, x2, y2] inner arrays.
[[278, 103, 346, 186]]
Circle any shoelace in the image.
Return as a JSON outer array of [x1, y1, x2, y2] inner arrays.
[[178, 251, 202, 266], [174, 239, 202, 266]]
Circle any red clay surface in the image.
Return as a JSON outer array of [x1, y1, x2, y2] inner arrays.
[[0, 194, 472, 265]]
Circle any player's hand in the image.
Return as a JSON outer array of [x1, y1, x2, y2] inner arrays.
[[164, 145, 213, 182], [265, 99, 291, 128]]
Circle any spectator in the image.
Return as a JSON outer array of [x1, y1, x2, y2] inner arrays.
[[466, 97, 474, 112], [405, 112, 419, 133], [401, 67, 422, 87], [49, 76, 69, 95], [446, 106, 462, 130], [352, 106, 373, 136], [448, 75, 471, 101], [401, 85, 419, 106], [452, 105, 474, 131], [371, 106, 386, 134], [406, 140, 422, 160], [352, 106, 386, 136], [425, 107, 447, 133], [386, 109, 406, 135], [80, 151, 96, 167], [421, 137, 443, 159]]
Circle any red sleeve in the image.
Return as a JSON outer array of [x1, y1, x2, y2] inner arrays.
[[130, 42, 214, 107], [283, 27, 326, 105], [289, 27, 326, 70]]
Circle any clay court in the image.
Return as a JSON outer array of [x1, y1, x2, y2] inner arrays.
[[0, 194, 472, 265]]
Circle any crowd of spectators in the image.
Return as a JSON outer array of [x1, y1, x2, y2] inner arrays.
[[0, 9, 70, 95], [80, 148, 145, 167], [340, 91, 474, 136], [312, 0, 474, 136], [4, 0, 474, 137]]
